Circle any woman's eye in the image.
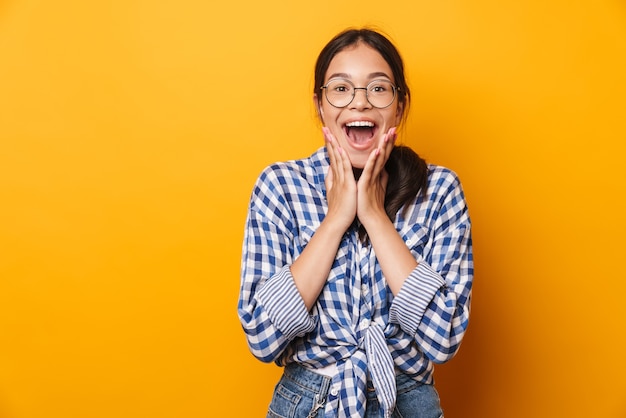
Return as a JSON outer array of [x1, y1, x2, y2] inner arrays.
[[326, 80, 353, 94], [371, 85, 387, 93]]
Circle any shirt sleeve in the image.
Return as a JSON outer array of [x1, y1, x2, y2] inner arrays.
[[237, 167, 317, 363], [388, 170, 473, 364]]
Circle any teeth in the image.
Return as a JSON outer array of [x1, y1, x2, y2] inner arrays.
[[346, 121, 374, 128]]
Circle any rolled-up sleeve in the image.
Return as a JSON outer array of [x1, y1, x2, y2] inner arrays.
[[238, 167, 317, 363], [389, 169, 473, 364]]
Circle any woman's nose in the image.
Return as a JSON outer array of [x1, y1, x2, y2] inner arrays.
[[350, 88, 371, 110]]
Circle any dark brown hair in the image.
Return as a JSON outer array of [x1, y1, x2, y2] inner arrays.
[[314, 28, 428, 225]]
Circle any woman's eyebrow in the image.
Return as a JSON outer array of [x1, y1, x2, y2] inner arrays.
[[327, 72, 351, 80], [368, 72, 392, 79], [327, 72, 393, 80]]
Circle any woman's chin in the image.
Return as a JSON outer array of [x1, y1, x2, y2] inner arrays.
[[346, 151, 370, 169]]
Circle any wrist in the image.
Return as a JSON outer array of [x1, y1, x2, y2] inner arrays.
[[358, 208, 389, 231], [320, 213, 352, 237]]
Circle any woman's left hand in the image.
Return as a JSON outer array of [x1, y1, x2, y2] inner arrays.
[[356, 127, 397, 226]]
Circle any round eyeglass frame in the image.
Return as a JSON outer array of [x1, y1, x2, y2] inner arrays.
[[320, 78, 400, 109]]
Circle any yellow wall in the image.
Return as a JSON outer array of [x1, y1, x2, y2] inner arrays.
[[1, 1, 625, 417]]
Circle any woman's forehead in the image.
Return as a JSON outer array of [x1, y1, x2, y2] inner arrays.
[[325, 44, 393, 81]]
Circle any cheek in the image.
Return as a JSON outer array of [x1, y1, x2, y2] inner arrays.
[[320, 106, 342, 126]]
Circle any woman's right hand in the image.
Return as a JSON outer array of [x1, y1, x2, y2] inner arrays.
[[288, 128, 357, 309], [323, 127, 357, 232]]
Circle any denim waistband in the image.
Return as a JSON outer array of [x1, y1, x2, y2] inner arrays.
[[284, 363, 423, 401], [284, 363, 332, 397]]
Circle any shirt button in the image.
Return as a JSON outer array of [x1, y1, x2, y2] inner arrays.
[[406, 238, 414, 245], [362, 319, 370, 328], [330, 385, 339, 396]]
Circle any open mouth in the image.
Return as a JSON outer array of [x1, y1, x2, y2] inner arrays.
[[344, 120, 377, 145]]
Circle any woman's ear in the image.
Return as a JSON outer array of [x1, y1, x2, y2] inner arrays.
[[313, 94, 324, 122]]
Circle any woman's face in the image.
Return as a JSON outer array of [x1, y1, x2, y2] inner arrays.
[[316, 42, 403, 168]]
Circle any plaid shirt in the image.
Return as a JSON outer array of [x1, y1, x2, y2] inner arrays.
[[238, 147, 473, 417]]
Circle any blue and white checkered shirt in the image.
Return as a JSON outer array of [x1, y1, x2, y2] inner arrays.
[[238, 147, 473, 417]]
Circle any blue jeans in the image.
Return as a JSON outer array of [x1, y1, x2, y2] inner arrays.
[[267, 363, 444, 418]]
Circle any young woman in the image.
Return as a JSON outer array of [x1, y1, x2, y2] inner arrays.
[[238, 28, 473, 418]]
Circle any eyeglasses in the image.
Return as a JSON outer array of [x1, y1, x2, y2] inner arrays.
[[320, 78, 399, 109]]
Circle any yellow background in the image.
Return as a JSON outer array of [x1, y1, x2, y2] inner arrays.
[[1, 0, 625, 417]]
